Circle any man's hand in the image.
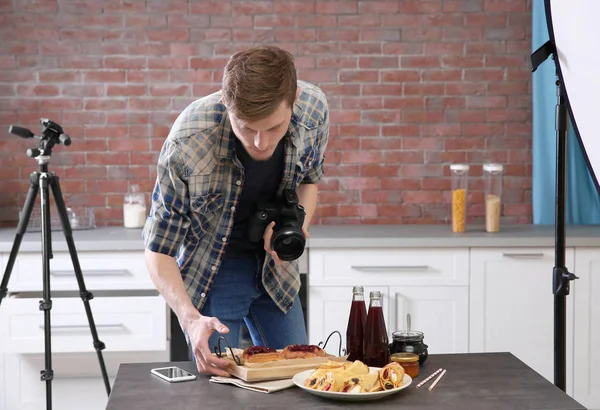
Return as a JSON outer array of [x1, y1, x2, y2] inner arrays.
[[185, 315, 232, 377], [263, 221, 310, 265]]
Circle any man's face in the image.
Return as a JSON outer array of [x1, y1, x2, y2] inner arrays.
[[227, 94, 297, 161]]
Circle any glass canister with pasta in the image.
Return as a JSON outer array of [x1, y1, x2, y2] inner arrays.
[[483, 163, 504, 233], [450, 164, 470, 233]]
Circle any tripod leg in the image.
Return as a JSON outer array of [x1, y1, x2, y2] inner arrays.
[[49, 173, 112, 397], [0, 172, 39, 306], [39, 172, 54, 410]]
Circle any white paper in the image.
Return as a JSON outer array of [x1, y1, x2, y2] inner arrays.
[[209, 376, 295, 394]]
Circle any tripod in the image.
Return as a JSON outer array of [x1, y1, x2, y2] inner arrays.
[[0, 119, 111, 410], [531, 41, 579, 392]]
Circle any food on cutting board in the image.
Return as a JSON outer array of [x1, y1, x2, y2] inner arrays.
[[282, 344, 327, 359], [241, 344, 327, 364], [303, 359, 406, 393], [242, 346, 284, 363]]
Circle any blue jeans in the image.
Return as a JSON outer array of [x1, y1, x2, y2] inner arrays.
[[190, 251, 307, 359]]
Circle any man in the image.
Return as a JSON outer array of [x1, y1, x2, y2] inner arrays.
[[142, 45, 330, 377]]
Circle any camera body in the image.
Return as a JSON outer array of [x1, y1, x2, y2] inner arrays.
[[247, 189, 306, 261]]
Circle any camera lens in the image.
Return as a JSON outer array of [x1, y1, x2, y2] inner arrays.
[[271, 229, 305, 261]]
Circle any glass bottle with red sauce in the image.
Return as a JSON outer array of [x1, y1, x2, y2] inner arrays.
[[345, 286, 367, 361], [363, 291, 390, 368]]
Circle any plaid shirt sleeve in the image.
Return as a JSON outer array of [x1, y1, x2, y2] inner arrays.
[[302, 98, 330, 184], [142, 137, 191, 257]]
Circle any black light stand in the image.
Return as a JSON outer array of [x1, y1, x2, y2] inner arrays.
[[531, 42, 579, 392], [0, 119, 111, 410]]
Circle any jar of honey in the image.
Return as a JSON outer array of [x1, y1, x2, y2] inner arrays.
[[390, 352, 420, 378]]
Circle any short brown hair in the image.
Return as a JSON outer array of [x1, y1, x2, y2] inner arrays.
[[222, 45, 297, 123]]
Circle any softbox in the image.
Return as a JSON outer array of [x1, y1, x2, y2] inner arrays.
[[531, 0, 600, 393]]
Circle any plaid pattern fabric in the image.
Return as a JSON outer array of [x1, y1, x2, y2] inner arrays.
[[143, 80, 330, 314]]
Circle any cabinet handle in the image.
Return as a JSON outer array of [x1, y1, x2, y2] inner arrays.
[[501, 253, 545, 258], [50, 269, 132, 277], [351, 265, 429, 272], [39, 323, 124, 330], [395, 293, 408, 330]]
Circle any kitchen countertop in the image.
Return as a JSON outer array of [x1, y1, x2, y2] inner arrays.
[[104, 352, 586, 410], [306, 223, 600, 248], [0, 224, 598, 252]]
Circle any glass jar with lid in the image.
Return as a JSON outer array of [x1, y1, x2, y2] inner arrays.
[[390, 352, 420, 378], [389, 330, 429, 365], [483, 163, 504, 233], [450, 164, 470, 233], [123, 183, 147, 228]]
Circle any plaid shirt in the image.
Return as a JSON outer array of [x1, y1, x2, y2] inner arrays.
[[143, 80, 329, 314]]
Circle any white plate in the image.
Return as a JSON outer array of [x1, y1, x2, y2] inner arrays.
[[292, 367, 412, 401]]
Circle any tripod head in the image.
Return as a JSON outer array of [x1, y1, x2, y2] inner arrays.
[[9, 118, 71, 162]]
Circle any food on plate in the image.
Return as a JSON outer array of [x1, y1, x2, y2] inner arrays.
[[282, 344, 327, 359], [315, 360, 348, 370], [304, 360, 370, 392], [379, 362, 406, 390], [242, 345, 284, 363], [303, 360, 407, 393], [316, 360, 370, 392], [303, 361, 351, 388], [340, 372, 382, 393]]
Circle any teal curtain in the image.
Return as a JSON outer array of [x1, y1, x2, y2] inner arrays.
[[532, 1, 600, 225]]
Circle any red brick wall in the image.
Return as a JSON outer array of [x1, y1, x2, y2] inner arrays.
[[0, 0, 532, 228]]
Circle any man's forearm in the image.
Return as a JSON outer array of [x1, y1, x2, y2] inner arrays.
[[145, 249, 200, 329], [297, 183, 318, 231]]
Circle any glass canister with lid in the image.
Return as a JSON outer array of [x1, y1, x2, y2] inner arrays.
[[483, 163, 504, 233], [450, 164, 470, 233], [389, 330, 429, 366], [123, 183, 147, 228]]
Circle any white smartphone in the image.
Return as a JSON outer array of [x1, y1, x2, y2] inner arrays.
[[151, 366, 197, 383]]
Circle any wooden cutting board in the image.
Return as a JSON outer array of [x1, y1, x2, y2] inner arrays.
[[216, 349, 349, 382]]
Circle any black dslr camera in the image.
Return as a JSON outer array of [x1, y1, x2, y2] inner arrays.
[[247, 189, 306, 261]]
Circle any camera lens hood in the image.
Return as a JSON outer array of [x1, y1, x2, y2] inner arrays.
[[271, 228, 306, 261]]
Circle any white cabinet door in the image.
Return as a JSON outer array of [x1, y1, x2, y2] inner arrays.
[[307, 286, 390, 355], [308, 248, 469, 287], [0, 295, 167, 354], [0, 353, 5, 410], [470, 248, 575, 395], [572, 248, 600, 410], [2, 350, 170, 410], [389, 286, 469, 354]]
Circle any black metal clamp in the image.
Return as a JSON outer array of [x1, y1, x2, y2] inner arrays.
[[213, 330, 347, 365]]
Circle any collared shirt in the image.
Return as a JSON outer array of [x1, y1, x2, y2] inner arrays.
[[142, 80, 330, 314]]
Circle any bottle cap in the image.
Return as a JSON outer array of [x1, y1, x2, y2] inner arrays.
[[483, 163, 504, 173], [450, 164, 470, 171], [390, 352, 419, 363], [352, 286, 364, 293], [369, 291, 382, 299]]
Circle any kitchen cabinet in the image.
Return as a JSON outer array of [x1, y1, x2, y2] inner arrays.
[[308, 285, 469, 356], [307, 248, 470, 356], [1, 350, 168, 410], [389, 286, 469, 354], [469, 247, 576, 395], [572, 248, 600, 410], [307, 242, 600, 410], [0, 247, 171, 410], [0, 225, 598, 409], [308, 286, 390, 354]]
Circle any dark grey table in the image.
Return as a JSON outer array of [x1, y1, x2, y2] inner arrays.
[[105, 352, 587, 410]]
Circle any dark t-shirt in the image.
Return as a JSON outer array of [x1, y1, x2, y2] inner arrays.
[[224, 135, 285, 256]]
